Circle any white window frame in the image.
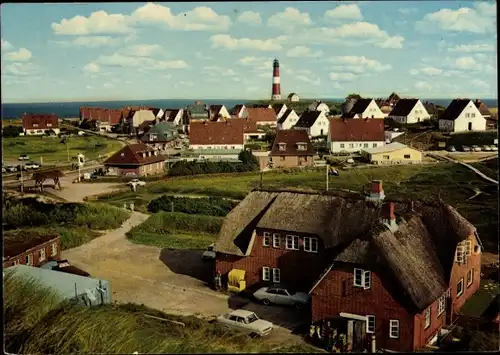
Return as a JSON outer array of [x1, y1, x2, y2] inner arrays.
[[467, 269, 473, 287], [389, 320, 399, 339], [304, 237, 318, 253], [340, 143, 345, 149], [39, 248, 46, 262], [25, 254, 32, 266], [353, 268, 371, 289], [464, 240, 472, 256], [272, 268, 281, 283], [366, 315, 375, 334], [353, 268, 363, 287], [455, 243, 465, 264], [457, 278, 464, 297], [272, 233, 280, 248], [424, 307, 431, 329], [372, 143, 377, 148], [438, 294, 446, 316], [262, 267, 270, 281], [263, 232, 271, 247], [285, 235, 299, 250]]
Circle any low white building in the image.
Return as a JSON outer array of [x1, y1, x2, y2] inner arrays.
[[439, 99, 486, 133], [341, 98, 384, 119], [308, 100, 330, 115], [277, 109, 300, 130], [328, 118, 386, 153], [388, 99, 431, 124], [294, 111, 329, 137], [287, 93, 299, 102]]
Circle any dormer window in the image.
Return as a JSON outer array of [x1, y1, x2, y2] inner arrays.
[[297, 143, 307, 151], [33, 123, 39, 127], [278, 143, 286, 151], [46, 123, 52, 127]]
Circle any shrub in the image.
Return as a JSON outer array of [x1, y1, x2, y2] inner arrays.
[[147, 195, 237, 216], [2, 125, 24, 138]]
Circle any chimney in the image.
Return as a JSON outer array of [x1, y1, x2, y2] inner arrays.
[[382, 202, 398, 232], [366, 180, 385, 202]]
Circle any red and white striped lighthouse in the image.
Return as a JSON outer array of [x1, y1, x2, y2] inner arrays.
[[271, 58, 281, 101]]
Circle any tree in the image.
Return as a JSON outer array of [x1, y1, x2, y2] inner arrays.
[[2, 125, 24, 138], [238, 150, 259, 170], [264, 131, 276, 144], [345, 93, 362, 101]]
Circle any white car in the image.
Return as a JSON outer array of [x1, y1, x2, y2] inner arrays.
[[216, 310, 273, 337], [25, 162, 40, 169], [489, 145, 498, 151], [201, 243, 216, 261], [127, 179, 146, 186], [253, 286, 311, 309], [471, 145, 482, 152], [481, 145, 492, 151]]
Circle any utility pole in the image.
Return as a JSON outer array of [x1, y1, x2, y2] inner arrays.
[[325, 163, 329, 192], [20, 162, 24, 194], [171, 201, 174, 213], [260, 171, 263, 189], [66, 138, 70, 162]]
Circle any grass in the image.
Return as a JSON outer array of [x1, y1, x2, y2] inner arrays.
[[126, 211, 222, 249], [2, 135, 123, 163], [4, 273, 321, 354]]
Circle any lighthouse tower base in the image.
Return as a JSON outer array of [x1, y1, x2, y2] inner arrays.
[[272, 94, 282, 101]]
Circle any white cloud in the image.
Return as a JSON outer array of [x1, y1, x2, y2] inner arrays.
[[398, 8, 417, 15], [3, 62, 38, 76], [325, 4, 363, 20], [124, 44, 163, 57], [95, 53, 189, 70], [286, 46, 323, 58], [83, 62, 100, 74], [327, 56, 391, 72], [50, 35, 132, 48], [1, 39, 14, 51], [414, 81, 432, 91], [409, 69, 419, 75], [471, 79, 489, 89], [448, 43, 495, 53], [52, 10, 132, 35], [416, 2, 496, 34], [296, 75, 321, 86], [329, 72, 356, 82], [454, 56, 477, 69], [210, 34, 282, 51], [203, 65, 237, 77], [268, 7, 312, 29], [237, 11, 262, 25], [420, 66, 442, 75], [131, 3, 231, 31], [5, 48, 32, 62]]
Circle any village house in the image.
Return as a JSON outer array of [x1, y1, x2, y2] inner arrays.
[[277, 109, 300, 130], [163, 109, 184, 125], [189, 119, 246, 150], [209, 105, 231, 121], [187, 101, 210, 120], [288, 93, 300, 102], [230, 104, 249, 119], [439, 99, 486, 133], [22, 113, 60, 135], [341, 99, 385, 119], [141, 122, 179, 150], [128, 109, 157, 133], [246, 107, 278, 127], [3, 233, 61, 268], [273, 103, 288, 119], [242, 119, 266, 141], [328, 118, 386, 153], [474, 99, 491, 119], [82, 108, 123, 132], [308, 100, 331, 115], [294, 111, 330, 137], [214, 183, 482, 352], [388, 99, 431, 124], [361, 142, 422, 165], [150, 108, 165, 120], [104, 143, 165, 177], [269, 130, 315, 168]]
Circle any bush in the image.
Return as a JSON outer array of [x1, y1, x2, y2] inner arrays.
[[2, 125, 24, 138], [148, 195, 237, 216]]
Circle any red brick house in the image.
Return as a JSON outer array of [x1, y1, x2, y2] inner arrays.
[[3, 233, 61, 268], [79, 107, 123, 132], [189, 119, 246, 150], [104, 143, 166, 177], [22, 113, 60, 135], [270, 130, 315, 168], [215, 182, 481, 352]]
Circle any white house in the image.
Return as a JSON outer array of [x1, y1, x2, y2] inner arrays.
[[439, 99, 486, 133], [131, 110, 156, 128], [230, 105, 248, 118], [210, 105, 231, 120], [22, 114, 60, 135], [273, 103, 288, 119], [341, 98, 384, 119], [328, 118, 386, 153], [164, 109, 184, 126], [294, 111, 329, 137], [287, 93, 299, 102], [388, 99, 431, 124], [308, 100, 330, 115], [277, 109, 300, 130]]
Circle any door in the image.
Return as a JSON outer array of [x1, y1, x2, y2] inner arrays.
[[353, 320, 366, 352], [468, 122, 472, 131], [274, 289, 290, 305]]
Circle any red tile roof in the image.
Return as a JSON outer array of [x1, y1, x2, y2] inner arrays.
[[246, 108, 277, 124], [4, 233, 59, 259], [270, 129, 315, 156], [22, 113, 59, 130], [104, 143, 165, 166], [80, 108, 123, 125], [189, 119, 246, 145], [329, 118, 385, 142]]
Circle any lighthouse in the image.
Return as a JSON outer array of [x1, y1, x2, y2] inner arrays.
[[271, 59, 282, 101]]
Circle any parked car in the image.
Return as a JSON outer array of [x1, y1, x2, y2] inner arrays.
[[489, 145, 498, 151], [216, 310, 273, 337], [462, 146, 471, 152], [25, 162, 40, 169], [471, 145, 482, 152], [18, 154, 30, 161], [253, 286, 311, 309], [481, 145, 492, 151], [6, 165, 17, 173], [447, 145, 456, 152], [127, 179, 146, 186], [2, 167, 6, 173], [201, 243, 215, 261], [346, 158, 355, 164]]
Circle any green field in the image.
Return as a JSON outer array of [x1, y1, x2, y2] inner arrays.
[[2, 135, 123, 163]]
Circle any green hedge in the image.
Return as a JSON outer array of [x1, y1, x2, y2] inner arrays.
[[147, 195, 237, 216], [167, 160, 256, 177]]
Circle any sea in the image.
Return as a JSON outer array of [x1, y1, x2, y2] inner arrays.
[[1, 98, 498, 119]]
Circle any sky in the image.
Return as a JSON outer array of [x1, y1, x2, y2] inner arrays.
[[0, 1, 497, 103]]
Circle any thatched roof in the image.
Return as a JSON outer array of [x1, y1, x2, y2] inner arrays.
[[31, 170, 65, 180]]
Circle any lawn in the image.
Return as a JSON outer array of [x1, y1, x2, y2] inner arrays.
[[2, 135, 123, 164]]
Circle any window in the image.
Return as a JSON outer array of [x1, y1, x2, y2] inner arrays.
[[285, 235, 299, 250], [353, 268, 371, 289], [304, 237, 318, 253], [389, 320, 399, 339], [278, 143, 286, 151], [364, 143, 368, 148], [47, 123, 52, 127], [457, 278, 464, 297], [455, 243, 466, 264], [372, 143, 377, 148], [272, 268, 281, 283], [297, 143, 307, 151], [280, 156, 285, 161], [438, 294, 446, 315], [404, 154, 411, 159], [467, 269, 473, 287], [340, 144, 345, 149], [272, 233, 280, 248], [424, 307, 431, 329], [471, 113, 476, 118], [39, 248, 46, 262], [465, 240, 472, 256], [263, 232, 270, 247], [262, 267, 270, 281], [25, 254, 32, 266], [366, 315, 375, 333], [349, 143, 354, 148], [383, 155, 390, 160], [51, 243, 58, 256]]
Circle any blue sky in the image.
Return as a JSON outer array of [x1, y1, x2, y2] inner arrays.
[[0, 1, 497, 103]]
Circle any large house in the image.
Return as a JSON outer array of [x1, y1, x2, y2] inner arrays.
[[187, 101, 209, 120], [388, 99, 431, 124], [308, 100, 331, 115], [273, 103, 288, 119], [269, 129, 315, 169], [189, 119, 246, 150], [164, 109, 184, 125], [79, 107, 123, 132], [294, 111, 330, 137], [438, 99, 486, 133], [141, 122, 179, 150], [209, 105, 231, 121], [288, 93, 300, 102], [328, 118, 385, 153], [277, 109, 300, 130], [246, 107, 278, 127], [4, 233, 61, 268], [104, 143, 165, 177], [230, 104, 248, 119], [341, 99, 385, 119], [214, 184, 482, 352], [22, 113, 60, 135]]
